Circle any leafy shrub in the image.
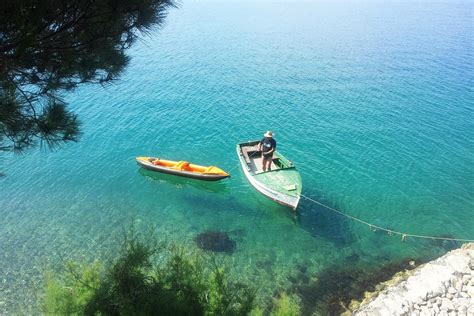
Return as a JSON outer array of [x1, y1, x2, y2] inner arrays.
[[43, 229, 256, 315], [43, 261, 101, 314], [270, 293, 302, 316]]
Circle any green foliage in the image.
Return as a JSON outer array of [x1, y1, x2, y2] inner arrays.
[[43, 261, 101, 315], [43, 230, 256, 315], [270, 293, 302, 316], [0, 0, 176, 152], [207, 264, 257, 315], [249, 307, 265, 316]]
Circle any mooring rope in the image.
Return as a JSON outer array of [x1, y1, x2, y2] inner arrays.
[[229, 144, 473, 243], [300, 193, 474, 243]]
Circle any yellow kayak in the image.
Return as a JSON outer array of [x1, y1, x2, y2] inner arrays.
[[136, 157, 230, 181]]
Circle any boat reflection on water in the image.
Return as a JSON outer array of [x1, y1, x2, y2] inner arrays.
[[138, 168, 230, 194]]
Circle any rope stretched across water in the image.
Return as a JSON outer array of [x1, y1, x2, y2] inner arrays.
[[229, 144, 473, 243], [300, 193, 474, 243]]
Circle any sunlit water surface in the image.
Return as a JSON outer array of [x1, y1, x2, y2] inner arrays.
[[1, 1, 473, 313]]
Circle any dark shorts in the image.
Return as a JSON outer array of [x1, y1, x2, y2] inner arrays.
[[263, 153, 273, 159]]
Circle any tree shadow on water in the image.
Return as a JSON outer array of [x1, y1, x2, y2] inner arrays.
[[295, 192, 355, 248]]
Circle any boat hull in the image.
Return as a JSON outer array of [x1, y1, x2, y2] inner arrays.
[[136, 158, 229, 181], [236, 142, 301, 210]]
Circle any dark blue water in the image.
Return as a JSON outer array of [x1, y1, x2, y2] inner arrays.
[[0, 1, 473, 312]]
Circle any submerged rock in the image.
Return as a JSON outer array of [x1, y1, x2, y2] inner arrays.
[[428, 235, 461, 252], [296, 264, 308, 274], [194, 231, 236, 254], [256, 259, 273, 270], [288, 256, 423, 315]]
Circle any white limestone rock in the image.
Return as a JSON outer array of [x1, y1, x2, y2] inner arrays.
[[354, 243, 474, 316], [438, 310, 448, 316], [466, 285, 474, 298], [455, 279, 464, 291], [440, 298, 455, 311], [447, 286, 457, 294]]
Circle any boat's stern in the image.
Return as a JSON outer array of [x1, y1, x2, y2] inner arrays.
[[136, 156, 152, 165]]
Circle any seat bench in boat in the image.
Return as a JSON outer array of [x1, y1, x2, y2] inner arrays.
[[236, 140, 302, 209]]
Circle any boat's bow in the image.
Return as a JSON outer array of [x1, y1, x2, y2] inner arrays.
[[253, 168, 302, 209]]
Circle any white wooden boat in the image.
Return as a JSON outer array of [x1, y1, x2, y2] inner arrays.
[[236, 140, 302, 210]]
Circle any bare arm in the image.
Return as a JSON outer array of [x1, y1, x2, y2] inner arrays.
[[268, 141, 276, 154]]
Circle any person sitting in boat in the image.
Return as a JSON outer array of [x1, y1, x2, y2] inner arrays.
[[258, 131, 276, 172]]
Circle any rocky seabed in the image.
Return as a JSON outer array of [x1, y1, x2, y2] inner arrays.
[[355, 243, 474, 316]]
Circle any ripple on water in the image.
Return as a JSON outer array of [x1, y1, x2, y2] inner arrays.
[[1, 1, 473, 313]]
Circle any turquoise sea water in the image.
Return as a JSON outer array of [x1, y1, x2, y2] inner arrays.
[[1, 1, 473, 313]]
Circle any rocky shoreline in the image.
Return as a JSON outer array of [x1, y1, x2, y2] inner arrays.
[[353, 243, 474, 315]]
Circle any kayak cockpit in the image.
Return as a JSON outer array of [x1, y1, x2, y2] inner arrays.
[[136, 157, 229, 181], [146, 158, 226, 175]]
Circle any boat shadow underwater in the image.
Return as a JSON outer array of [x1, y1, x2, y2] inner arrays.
[[138, 168, 353, 247], [294, 191, 356, 248], [138, 168, 230, 194]]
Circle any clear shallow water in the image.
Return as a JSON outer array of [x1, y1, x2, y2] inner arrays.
[[1, 1, 473, 313]]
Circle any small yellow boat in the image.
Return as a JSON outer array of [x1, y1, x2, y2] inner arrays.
[[136, 157, 230, 181]]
